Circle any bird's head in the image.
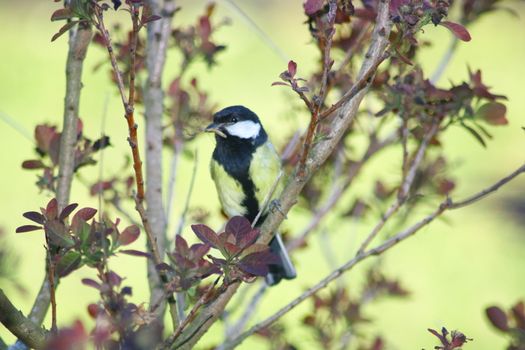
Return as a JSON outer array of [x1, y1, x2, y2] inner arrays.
[[205, 105, 265, 141]]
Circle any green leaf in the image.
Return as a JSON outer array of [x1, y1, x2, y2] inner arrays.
[[56, 251, 82, 277]]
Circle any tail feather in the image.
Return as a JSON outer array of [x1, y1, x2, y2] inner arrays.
[[265, 233, 297, 286]]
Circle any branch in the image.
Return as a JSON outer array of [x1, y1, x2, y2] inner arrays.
[[298, 0, 337, 173], [222, 162, 525, 349], [170, 2, 393, 348], [356, 122, 439, 254], [92, 2, 178, 327], [449, 163, 525, 209], [143, 0, 177, 327], [29, 20, 92, 330], [0, 289, 48, 349], [430, 36, 458, 84], [287, 131, 398, 251]]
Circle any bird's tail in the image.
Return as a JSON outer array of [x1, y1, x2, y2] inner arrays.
[[265, 233, 297, 286]]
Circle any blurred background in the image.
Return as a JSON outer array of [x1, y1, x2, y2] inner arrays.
[[0, 0, 524, 349]]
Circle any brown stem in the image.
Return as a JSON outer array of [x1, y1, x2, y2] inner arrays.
[[92, 3, 177, 325], [171, 2, 393, 348], [298, 0, 337, 176], [0, 289, 48, 349], [47, 254, 57, 334], [161, 279, 220, 349]]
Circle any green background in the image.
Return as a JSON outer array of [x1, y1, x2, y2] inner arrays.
[[0, 1, 524, 349]]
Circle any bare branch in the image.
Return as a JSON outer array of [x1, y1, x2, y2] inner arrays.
[[171, 2, 393, 348], [0, 289, 48, 349], [29, 20, 92, 330], [357, 122, 439, 254], [449, 163, 525, 209], [143, 0, 177, 327], [287, 132, 398, 251], [430, 37, 459, 84]]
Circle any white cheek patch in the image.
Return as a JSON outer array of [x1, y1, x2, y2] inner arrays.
[[225, 120, 261, 139]]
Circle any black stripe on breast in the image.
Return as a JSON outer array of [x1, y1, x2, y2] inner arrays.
[[212, 133, 267, 222]]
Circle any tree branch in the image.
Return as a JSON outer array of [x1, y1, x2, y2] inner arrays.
[[144, 0, 177, 327], [222, 161, 525, 349], [356, 122, 439, 254], [0, 289, 48, 349], [28, 20, 92, 330], [170, 1, 393, 348]]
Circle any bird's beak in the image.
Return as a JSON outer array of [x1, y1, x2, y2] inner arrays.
[[205, 122, 227, 138]]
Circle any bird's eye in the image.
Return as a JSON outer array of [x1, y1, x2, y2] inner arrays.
[[231, 117, 238, 123]]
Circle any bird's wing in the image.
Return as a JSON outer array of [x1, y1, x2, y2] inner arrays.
[[249, 141, 283, 212], [210, 158, 247, 218]]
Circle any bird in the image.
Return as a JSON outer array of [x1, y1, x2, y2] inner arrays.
[[205, 105, 296, 285]]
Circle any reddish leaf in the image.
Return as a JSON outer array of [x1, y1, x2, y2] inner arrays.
[[440, 21, 471, 42], [51, 7, 73, 21], [288, 60, 297, 78], [238, 229, 259, 249], [51, 20, 79, 42], [175, 235, 189, 255], [16, 225, 42, 233], [46, 198, 59, 220], [224, 242, 241, 257], [82, 278, 101, 290], [119, 249, 151, 258], [119, 225, 140, 245], [87, 304, 99, 318], [44, 320, 88, 350], [192, 224, 220, 248], [271, 81, 290, 87], [190, 243, 210, 260], [225, 216, 252, 242], [23, 211, 45, 225], [238, 251, 279, 276], [72, 208, 97, 229], [477, 102, 508, 125], [105, 271, 122, 287], [22, 160, 45, 169], [90, 181, 113, 196], [486, 306, 509, 331], [143, 15, 162, 24], [59, 203, 79, 221], [303, 0, 324, 15]]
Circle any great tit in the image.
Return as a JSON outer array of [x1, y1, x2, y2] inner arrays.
[[205, 105, 296, 285]]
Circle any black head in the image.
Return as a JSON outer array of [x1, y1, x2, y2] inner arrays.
[[205, 105, 266, 143]]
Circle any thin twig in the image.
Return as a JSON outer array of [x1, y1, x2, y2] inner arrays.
[[356, 122, 439, 254], [298, 0, 337, 175], [175, 151, 199, 237], [220, 0, 288, 63], [174, 150, 199, 322], [161, 278, 220, 349], [251, 171, 283, 227], [430, 37, 458, 84], [221, 283, 268, 347], [92, 2, 178, 327], [287, 132, 398, 251]]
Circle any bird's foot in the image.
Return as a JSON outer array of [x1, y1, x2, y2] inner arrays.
[[269, 199, 287, 219]]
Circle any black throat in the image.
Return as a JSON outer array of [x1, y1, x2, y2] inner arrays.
[[212, 130, 268, 222]]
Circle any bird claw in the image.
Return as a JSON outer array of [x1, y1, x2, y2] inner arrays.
[[269, 199, 287, 219]]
